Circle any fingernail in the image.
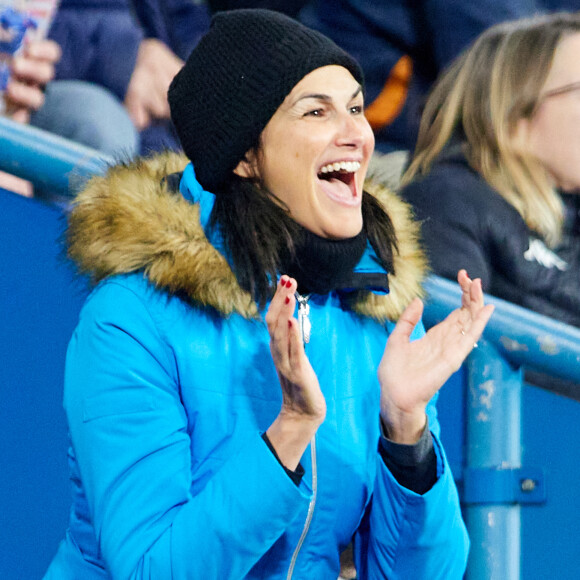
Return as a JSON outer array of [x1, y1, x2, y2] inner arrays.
[[285, 279, 292, 288], [285, 296, 290, 304], [288, 320, 292, 328], [279, 277, 286, 286]]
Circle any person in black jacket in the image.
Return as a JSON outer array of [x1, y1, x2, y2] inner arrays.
[[401, 12, 580, 399]]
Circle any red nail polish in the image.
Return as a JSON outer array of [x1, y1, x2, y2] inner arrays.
[[285, 296, 290, 304], [285, 279, 292, 288], [288, 320, 292, 328]]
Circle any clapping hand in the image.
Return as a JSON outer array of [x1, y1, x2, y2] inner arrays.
[[379, 270, 494, 444], [265, 276, 325, 470]]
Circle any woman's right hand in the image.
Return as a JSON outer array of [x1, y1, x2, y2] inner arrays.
[[265, 276, 326, 470]]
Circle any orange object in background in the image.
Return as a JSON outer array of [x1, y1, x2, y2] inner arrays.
[[365, 55, 412, 131]]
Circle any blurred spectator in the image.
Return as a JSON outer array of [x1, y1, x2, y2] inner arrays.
[[30, 80, 139, 158], [47, 0, 210, 153], [1, 38, 58, 196], [207, 0, 308, 18], [400, 12, 580, 399], [299, 0, 540, 153], [1, 35, 139, 197]]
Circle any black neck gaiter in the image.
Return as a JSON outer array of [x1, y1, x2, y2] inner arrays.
[[281, 226, 368, 295]]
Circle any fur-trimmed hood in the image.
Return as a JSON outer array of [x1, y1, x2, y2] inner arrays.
[[67, 153, 427, 321]]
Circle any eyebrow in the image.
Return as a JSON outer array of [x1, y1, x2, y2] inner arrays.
[[542, 80, 580, 99], [291, 85, 363, 107]]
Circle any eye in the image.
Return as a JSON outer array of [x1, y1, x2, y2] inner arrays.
[[349, 105, 363, 115], [304, 108, 324, 117]]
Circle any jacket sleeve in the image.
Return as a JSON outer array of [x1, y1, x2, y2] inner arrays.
[[422, 0, 539, 68], [352, 323, 470, 580], [131, 0, 210, 59], [353, 429, 469, 579], [49, 6, 142, 100], [64, 281, 311, 579]]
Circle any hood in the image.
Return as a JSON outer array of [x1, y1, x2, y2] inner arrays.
[[67, 153, 427, 322]]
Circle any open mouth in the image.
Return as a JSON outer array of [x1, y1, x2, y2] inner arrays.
[[317, 161, 361, 205]]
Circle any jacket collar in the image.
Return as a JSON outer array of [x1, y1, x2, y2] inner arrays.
[[67, 153, 427, 321], [179, 163, 391, 296]]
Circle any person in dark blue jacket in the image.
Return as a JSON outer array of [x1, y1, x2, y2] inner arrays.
[[208, 0, 308, 17], [0, 29, 137, 196], [47, 0, 210, 153], [44, 10, 493, 578], [401, 12, 580, 400], [299, 0, 540, 153]]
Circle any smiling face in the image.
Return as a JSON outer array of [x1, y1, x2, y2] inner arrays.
[[235, 65, 375, 239], [523, 32, 580, 193]]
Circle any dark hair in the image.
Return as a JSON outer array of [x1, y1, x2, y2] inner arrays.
[[209, 175, 397, 308], [362, 190, 398, 277], [209, 175, 299, 308]]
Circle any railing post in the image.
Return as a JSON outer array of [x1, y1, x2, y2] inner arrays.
[[464, 339, 523, 580]]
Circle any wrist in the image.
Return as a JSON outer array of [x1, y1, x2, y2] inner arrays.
[[380, 406, 427, 445], [266, 411, 322, 470]]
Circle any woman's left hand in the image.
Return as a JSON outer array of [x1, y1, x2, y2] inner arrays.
[[378, 270, 494, 444]]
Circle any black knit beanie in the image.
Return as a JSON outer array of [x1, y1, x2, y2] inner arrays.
[[168, 9, 364, 192]]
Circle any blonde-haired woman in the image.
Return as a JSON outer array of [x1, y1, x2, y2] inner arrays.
[[401, 13, 580, 377]]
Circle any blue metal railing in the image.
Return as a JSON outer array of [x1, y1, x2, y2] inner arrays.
[[423, 276, 580, 580], [0, 116, 113, 196], [424, 276, 580, 383], [3, 116, 580, 579]]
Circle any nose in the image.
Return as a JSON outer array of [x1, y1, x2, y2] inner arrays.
[[335, 111, 371, 149]]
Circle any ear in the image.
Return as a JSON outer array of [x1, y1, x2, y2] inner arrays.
[[233, 150, 260, 180]]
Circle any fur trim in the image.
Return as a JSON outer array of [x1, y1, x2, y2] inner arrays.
[[68, 153, 426, 321], [67, 152, 258, 318]]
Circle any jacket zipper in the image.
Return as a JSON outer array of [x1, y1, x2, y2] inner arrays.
[[287, 293, 316, 579], [297, 294, 311, 344], [286, 437, 317, 579]]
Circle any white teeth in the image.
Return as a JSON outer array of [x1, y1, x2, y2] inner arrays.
[[320, 161, 361, 174]]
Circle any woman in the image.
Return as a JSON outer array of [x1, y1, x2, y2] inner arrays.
[[401, 13, 580, 333], [44, 9, 492, 579]]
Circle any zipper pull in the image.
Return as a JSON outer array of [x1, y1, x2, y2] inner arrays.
[[296, 294, 311, 345]]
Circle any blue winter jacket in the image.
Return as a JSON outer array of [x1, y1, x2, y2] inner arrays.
[[44, 154, 469, 579]]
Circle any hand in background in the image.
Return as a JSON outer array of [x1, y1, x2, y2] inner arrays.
[[5, 39, 61, 123], [2, 39, 60, 196], [379, 269, 494, 444], [124, 38, 183, 130]]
